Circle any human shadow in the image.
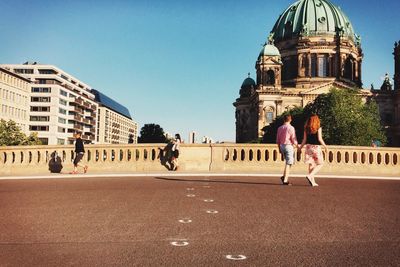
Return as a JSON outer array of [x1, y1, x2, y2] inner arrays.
[[154, 176, 283, 186], [158, 142, 174, 171], [49, 151, 63, 173]]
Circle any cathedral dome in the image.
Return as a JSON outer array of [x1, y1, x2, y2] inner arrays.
[[270, 0, 357, 43], [259, 43, 281, 58], [240, 76, 256, 97]]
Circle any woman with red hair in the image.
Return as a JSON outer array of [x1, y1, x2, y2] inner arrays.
[[299, 115, 328, 187]]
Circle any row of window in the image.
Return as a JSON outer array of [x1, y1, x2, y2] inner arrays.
[[1, 105, 28, 120], [0, 88, 28, 105], [0, 71, 29, 90]]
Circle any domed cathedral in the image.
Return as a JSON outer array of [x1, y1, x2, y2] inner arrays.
[[234, 0, 368, 143]]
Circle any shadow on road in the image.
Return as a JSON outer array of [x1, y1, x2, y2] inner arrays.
[[154, 176, 293, 186]]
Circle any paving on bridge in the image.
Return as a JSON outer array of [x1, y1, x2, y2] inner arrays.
[[0, 175, 399, 266]]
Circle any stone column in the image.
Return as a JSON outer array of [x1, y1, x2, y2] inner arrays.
[[307, 53, 312, 77]]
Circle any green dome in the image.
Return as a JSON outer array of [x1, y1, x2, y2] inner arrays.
[[271, 0, 358, 43], [259, 43, 281, 57], [240, 76, 256, 97]]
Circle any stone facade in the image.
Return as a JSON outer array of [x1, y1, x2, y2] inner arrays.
[[234, 0, 366, 143], [234, 0, 399, 146], [0, 68, 30, 133]]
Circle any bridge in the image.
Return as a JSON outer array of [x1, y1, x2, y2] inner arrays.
[[0, 144, 399, 266], [0, 144, 399, 177]]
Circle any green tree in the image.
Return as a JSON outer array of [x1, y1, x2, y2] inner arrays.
[[262, 107, 306, 143], [262, 88, 387, 146], [138, 123, 168, 143], [0, 120, 41, 146], [304, 88, 386, 146]]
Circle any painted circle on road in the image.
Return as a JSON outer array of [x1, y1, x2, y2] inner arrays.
[[226, 255, 247, 260], [206, 210, 218, 214], [178, 219, 192, 224], [186, 194, 196, 197], [170, 241, 189, 247], [204, 199, 214, 202]]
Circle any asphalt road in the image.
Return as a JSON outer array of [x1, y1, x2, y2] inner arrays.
[[0, 176, 399, 266]]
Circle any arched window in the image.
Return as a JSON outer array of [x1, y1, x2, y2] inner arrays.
[[318, 55, 328, 77], [264, 106, 274, 124], [266, 70, 275, 85]]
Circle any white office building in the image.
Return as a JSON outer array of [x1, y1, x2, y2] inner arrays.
[[92, 89, 138, 144], [1, 62, 98, 145], [0, 67, 30, 133]]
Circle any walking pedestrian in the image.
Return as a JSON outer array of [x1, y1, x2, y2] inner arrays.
[[276, 114, 298, 185], [298, 114, 328, 187], [71, 132, 88, 174], [171, 133, 181, 171]]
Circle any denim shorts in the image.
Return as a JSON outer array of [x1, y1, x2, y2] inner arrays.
[[280, 144, 295, 165]]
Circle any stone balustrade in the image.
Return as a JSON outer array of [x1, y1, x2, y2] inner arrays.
[[0, 144, 399, 177]]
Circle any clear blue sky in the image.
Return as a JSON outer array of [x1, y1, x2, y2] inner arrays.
[[1, 0, 399, 142]]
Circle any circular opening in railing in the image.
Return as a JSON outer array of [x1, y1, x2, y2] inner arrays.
[[361, 152, 366, 164], [20, 151, 24, 164], [224, 149, 230, 161], [120, 150, 124, 161], [328, 151, 333, 163], [377, 153, 382, 164], [273, 150, 278, 161], [95, 150, 99, 162], [385, 153, 390, 165], [111, 150, 115, 161], [29, 151, 32, 163], [345, 152, 349, 163], [151, 149, 156, 161], [103, 150, 107, 161], [37, 151, 41, 163], [136, 149, 140, 161], [257, 150, 261, 161], [369, 153, 374, 164], [3, 152, 7, 164], [127, 150, 132, 161], [265, 150, 269, 161], [353, 152, 358, 164], [87, 150, 91, 162], [233, 149, 238, 161], [393, 154, 398, 165], [240, 149, 245, 161], [336, 151, 341, 163], [144, 149, 148, 160], [249, 150, 253, 161]]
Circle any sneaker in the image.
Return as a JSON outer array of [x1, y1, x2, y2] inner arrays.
[[280, 176, 292, 186]]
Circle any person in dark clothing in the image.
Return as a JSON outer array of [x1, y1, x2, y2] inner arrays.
[[299, 115, 328, 187], [71, 132, 88, 174]]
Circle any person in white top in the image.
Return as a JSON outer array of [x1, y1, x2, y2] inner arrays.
[[171, 133, 181, 171]]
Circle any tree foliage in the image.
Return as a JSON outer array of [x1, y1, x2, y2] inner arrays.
[[138, 123, 168, 143], [0, 120, 41, 146], [262, 88, 387, 146]]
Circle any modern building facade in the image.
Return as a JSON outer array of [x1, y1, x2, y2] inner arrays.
[[92, 89, 138, 144], [233, 0, 398, 146], [0, 67, 30, 133], [1, 62, 98, 145]]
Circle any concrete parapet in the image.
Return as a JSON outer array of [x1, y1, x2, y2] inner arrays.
[[0, 144, 399, 177]]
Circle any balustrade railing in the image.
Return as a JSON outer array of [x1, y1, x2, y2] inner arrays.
[[0, 144, 399, 177]]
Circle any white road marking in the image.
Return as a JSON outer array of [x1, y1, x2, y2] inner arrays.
[[178, 219, 192, 224], [170, 241, 189, 247], [206, 210, 218, 214], [186, 194, 196, 197], [203, 199, 214, 202], [226, 255, 247, 260]]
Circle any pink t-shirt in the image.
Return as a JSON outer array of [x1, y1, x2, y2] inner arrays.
[[276, 123, 298, 145]]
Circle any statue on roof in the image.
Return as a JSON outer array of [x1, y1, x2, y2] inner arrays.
[[268, 32, 275, 45], [380, 73, 393, 91]]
